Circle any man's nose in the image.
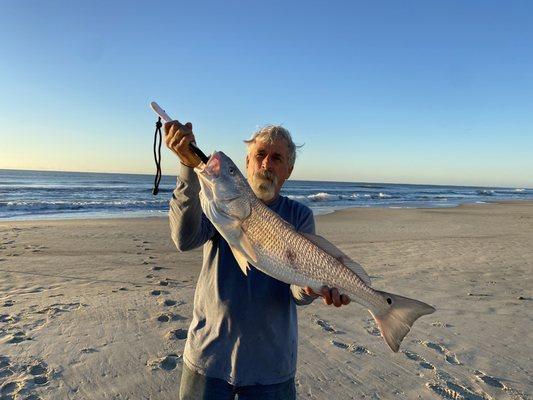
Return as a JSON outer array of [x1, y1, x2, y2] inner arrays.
[[261, 155, 273, 170]]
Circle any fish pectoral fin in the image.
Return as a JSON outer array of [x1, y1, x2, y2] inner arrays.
[[230, 246, 251, 276], [302, 232, 372, 286], [238, 234, 258, 264], [229, 234, 258, 277]]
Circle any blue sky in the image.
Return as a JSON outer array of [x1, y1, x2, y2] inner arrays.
[[1, 1, 531, 187]]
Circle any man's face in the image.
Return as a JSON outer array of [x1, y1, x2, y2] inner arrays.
[[246, 138, 293, 203]]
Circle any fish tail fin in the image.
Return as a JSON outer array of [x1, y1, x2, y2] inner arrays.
[[370, 290, 435, 352]]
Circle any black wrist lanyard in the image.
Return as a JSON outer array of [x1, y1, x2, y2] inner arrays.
[[152, 117, 210, 196], [152, 117, 163, 195]]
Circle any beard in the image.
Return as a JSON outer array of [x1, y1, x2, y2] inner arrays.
[[248, 170, 278, 202]]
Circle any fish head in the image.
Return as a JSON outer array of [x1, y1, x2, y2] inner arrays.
[[195, 151, 253, 224]]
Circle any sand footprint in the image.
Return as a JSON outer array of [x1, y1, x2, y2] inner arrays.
[[1, 380, 23, 398], [426, 370, 492, 400], [421, 340, 461, 365], [0, 356, 13, 379], [6, 331, 31, 344], [35, 302, 85, 317], [313, 318, 336, 333], [81, 347, 98, 354], [431, 320, 452, 328], [28, 362, 49, 385], [362, 317, 381, 337], [166, 329, 188, 340], [24, 244, 47, 253], [0, 367, 13, 379], [147, 354, 181, 371], [330, 340, 349, 349], [445, 353, 461, 365], [3, 300, 15, 307], [0, 356, 9, 368], [157, 312, 187, 323], [426, 381, 488, 400], [473, 369, 527, 399], [330, 340, 372, 355], [1, 357, 57, 399], [402, 350, 435, 370], [160, 299, 180, 307], [348, 344, 372, 355], [157, 314, 171, 322], [473, 371, 505, 389], [423, 341, 446, 354], [0, 314, 18, 323]]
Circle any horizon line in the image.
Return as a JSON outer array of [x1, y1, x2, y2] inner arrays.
[[0, 167, 530, 191]]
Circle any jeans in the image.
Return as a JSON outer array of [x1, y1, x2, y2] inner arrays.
[[179, 363, 296, 400]]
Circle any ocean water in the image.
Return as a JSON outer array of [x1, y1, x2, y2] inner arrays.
[[1, 169, 531, 221]]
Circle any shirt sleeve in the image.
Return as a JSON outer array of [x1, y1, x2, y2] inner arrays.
[[291, 205, 320, 306], [169, 164, 215, 251]]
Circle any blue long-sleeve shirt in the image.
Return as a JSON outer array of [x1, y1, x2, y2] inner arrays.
[[169, 164, 316, 386]]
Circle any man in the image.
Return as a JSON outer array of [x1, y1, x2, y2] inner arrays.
[[165, 121, 350, 400]]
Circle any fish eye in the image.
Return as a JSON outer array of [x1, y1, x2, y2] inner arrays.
[[228, 167, 236, 175]]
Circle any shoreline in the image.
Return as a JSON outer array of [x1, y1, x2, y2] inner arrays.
[[2, 199, 533, 224]]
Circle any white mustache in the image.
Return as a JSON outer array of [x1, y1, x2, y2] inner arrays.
[[254, 170, 277, 184]]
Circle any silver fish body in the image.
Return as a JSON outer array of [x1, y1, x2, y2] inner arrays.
[[196, 151, 435, 352], [242, 198, 378, 308]]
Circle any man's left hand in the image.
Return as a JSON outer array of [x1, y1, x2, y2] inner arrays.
[[304, 286, 351, 307]]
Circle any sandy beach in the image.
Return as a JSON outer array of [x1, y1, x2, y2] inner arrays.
[[0, 201, 531, 400]]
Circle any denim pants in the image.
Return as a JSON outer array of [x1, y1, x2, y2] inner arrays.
[[179, 363, 296, 400]]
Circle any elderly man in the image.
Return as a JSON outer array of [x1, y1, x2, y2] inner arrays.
[[165, 121, 350, 400]]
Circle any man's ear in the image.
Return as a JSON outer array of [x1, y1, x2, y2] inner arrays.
[[287, 165, 294, 179]]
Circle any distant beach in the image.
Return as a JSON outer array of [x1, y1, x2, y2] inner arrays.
[[0, 202, 531, 399], [1, 169, 532, 220]]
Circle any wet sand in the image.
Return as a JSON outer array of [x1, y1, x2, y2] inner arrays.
[[1, 201, 531, 399]]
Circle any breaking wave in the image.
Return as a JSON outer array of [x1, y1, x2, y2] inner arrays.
[[476, 189, 494, 196], [288, 191, 395, 202]]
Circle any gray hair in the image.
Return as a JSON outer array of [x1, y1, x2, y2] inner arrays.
[[243, 125, 301, 168]]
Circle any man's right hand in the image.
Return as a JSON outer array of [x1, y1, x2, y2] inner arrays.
[[164, 120, 202, 168]]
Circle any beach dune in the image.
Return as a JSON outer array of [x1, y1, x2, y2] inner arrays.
[[0, 202, 531, 399]]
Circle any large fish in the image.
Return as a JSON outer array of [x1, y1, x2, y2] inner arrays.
[[195, 151, 435, 352]]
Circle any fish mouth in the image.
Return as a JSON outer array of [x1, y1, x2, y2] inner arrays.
[[196, 152, 221, 179], [195, 152, 219, 190]]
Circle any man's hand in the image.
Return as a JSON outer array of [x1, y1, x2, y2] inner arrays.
[[164, 120, 201, 168], [304, 286, 351, 307]]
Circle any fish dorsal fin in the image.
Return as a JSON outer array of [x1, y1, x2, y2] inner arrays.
[[302, 233, 372, 286], [229, 234, 258, 276]]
